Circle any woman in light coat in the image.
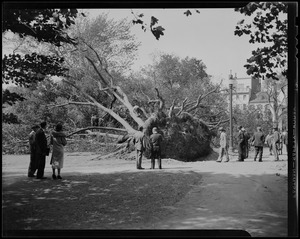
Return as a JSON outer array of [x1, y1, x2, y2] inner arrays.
[[50, 123, 67, 179]]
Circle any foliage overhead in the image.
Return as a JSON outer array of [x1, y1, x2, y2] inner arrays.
[[2, 8, 81, 107], [2, 8, 82, 46], [234, 2, 288, 81], [131, 9, 200, 40], [2, 53, 67, 87]]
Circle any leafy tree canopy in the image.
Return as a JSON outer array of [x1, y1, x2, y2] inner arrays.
[[234, 2, 288, 81], [2, 8, 81, 107]]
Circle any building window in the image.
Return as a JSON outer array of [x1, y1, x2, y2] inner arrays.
[[236, 94, 239, 100], [237, 84, 244, 92], [243, 104, 246, 110], [243, 95, 246, 100]]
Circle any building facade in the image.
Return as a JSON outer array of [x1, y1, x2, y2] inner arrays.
[[226, 73, 287, 130]]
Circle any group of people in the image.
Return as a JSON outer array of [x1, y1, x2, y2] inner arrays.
[[28, 120, 288, 174], [216, 125, 288, 163], [133, 126, 163, 170], [28, 121, 67, 180]]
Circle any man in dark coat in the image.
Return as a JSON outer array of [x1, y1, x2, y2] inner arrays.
[[242, 127, 250, 158], [251, 126, 265, 162], [35, 121, 48, 179], [28, 124, 40, 177], [237, 126, 245, 161], [149, 127, 163, 169]]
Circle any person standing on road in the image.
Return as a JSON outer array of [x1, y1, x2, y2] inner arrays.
[[28, 124, 40, 177], [133, 126, 145, 170], [35, 121, 49, 179], [216, 127, 229, 163], [237, 126, 245, 161], [282, 127, 288, 154], [251, 126, 265, 162], [149, 127, 163, 169], [50, 123, 67, 180], [272, 127, 280, 161], [242, 127, 250, 158], [265, 130, 274, 155]]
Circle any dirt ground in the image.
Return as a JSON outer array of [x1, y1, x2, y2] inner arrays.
[[2, 147, 288, 237]]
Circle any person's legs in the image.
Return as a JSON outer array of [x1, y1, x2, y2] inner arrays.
[[28, 150, 36, 177], [136, 150, 143, 169], [224, 147, 229, 162], [57, 169, 62, 179], [217, 147, 224, 162], [272, 142, 279, 161], [136, 151, 140, 169], [36, 154, 46, 178], [151, 157, 155, 169], [254, 146, 259, 161], [258, 146, 263, 161], [52, 168, 57, 179], [158, 150, 162, 169]]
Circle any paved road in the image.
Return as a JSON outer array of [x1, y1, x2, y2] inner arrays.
[[2, 147, 288, 237], [150, 149, 288, 237]]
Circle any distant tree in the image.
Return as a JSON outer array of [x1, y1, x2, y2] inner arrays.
[[234, 2, 288, 81]]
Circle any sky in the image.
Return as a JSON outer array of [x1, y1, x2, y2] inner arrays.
[[84, 8, 263, 85]]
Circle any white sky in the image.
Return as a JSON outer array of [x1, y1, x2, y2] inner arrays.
[[2, 7, 286, 87], [84, 8, 264, 85]]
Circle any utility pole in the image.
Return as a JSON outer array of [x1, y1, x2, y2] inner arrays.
[[228, 70, 235, 153]]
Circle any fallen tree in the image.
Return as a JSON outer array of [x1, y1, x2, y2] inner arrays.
[[49, 38, 228, 162]]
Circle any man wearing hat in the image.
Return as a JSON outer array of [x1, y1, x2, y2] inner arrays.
[[272, 127, 280, 161], [28, 124, 40, 177], [150, 127, 163, 169], [251, 126, 265, 162], [237, 125, 246, 161], [35, 121, 49, 179], [133, 126, 145, 169], [242, 127, 250, 158], [216, 127, 229, 162]]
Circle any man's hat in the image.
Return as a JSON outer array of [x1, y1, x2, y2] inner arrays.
[[219, 127, 224, 131], [152, 127, 158, 133]]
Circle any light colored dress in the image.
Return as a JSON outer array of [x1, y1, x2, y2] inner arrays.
[[50, 131, 67, 169]]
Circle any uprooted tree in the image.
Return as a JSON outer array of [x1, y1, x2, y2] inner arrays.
[[3, 9, 229, 161], [50, 38, 228, 161]]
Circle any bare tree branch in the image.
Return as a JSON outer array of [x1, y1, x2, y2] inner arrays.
[[168, 99, 176, 118], [176, 98, 188, 116], [155, 88, 165, 110], [66, 126, 127, 137]]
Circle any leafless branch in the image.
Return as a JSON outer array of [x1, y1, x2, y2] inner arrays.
[[176, 98, 188, 116], [154, 88, 165, 110], [168, 99, 176, 118]]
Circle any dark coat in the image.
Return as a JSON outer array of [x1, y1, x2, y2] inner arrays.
[[35, 128, 48, 155], [237, 131, 245, 145], [150, 132, 163, 149], [252, 131, 265, 147]]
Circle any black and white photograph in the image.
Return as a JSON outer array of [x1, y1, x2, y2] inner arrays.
[[2, 2, 298, 237]]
